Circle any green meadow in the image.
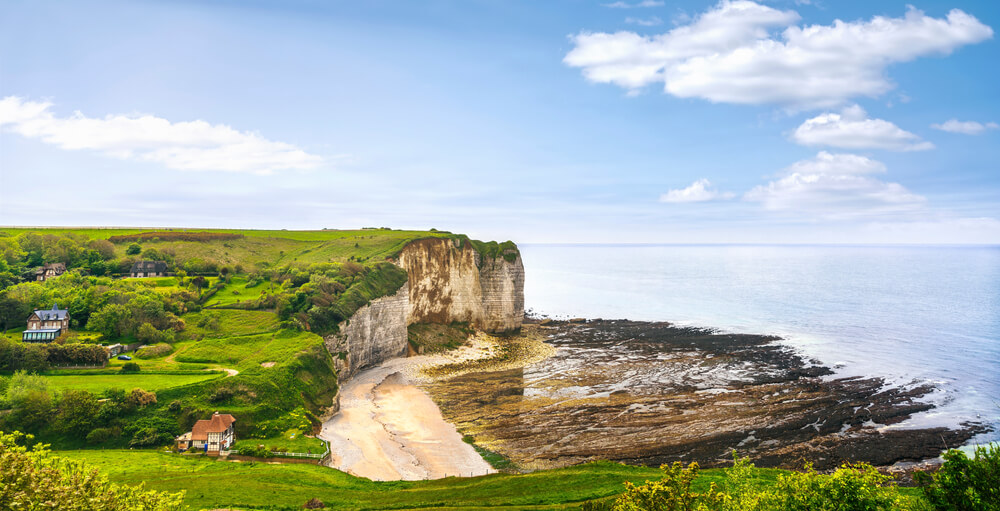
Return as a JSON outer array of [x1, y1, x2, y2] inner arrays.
[[20, 372, 223, 393]]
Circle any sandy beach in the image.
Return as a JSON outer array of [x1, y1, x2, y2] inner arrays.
[[318, 339, 503, 481]]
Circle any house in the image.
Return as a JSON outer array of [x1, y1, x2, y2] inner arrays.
[[176, 412, 236, 454], [22, 304, 70, 343], [107, 343, 124, 357], [34, 262, 66, 281], [130, 260, 168, 278]]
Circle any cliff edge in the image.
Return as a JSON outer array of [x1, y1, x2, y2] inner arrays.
[[396, 237, 524, 334]]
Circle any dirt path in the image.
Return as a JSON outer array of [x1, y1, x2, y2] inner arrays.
[[318, 346, 499, 481]]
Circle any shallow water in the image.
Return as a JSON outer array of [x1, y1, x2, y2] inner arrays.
[[521, 244, 1000, 444]]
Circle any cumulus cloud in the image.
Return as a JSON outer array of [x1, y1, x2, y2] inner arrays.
[[744, 152, 925, 219], [625, 16, 663, 26], [0, 96, 323, 174], [565, 2, 993, 108], [930, 119, 1000, 135], [660, 179, 735, 203], [792, 105, 933, 151], [604, 1, 664, 8]]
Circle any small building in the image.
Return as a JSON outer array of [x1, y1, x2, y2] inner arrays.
[[107, 343, 124, 357], [130, 260, 168, 278], [23, 304, 70, 343], [34, 262, 67, 281], [176, 412, 236, 454]]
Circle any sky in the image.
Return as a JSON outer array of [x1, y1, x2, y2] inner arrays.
[[1, 0, 998, 244]]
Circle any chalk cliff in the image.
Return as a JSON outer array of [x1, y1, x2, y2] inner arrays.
[[323, 282, 410, 380], [323, 236, 524, 384], [396, 238, 524, 334]]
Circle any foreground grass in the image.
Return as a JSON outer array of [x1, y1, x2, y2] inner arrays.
[[57, 450, 669, 510]]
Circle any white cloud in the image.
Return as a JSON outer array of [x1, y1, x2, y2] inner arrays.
[[792, 105, 933, 151], [930, 119, 1000, 135], [0, 96, 323, 174], [744, 152, 925, 219], [660, 178, 735, 203], [604, 1, 664, 8], [625, 16, 663, 27], [565, 2, 993, 108]]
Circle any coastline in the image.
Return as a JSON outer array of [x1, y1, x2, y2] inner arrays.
[[422, 318, 989, 471]]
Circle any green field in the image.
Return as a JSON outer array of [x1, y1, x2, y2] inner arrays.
[[57, 450, 667, 510], [22, 372, 224, 393], [182, 309, 281, 339], [232, 428, 327, 455], [203, 276, 272, 308]]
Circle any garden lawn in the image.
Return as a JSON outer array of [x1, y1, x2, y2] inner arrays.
[[233, 428, 327, 455], [10, 372, 223, 393]]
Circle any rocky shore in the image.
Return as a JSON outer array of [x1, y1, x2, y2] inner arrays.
[[420, 319, 988, 471]]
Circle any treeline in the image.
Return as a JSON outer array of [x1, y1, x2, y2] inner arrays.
[[0, 371, 168, 448], [0, 338, 109, 371], [0, 231, 239, 292], [241, 261, 408, 334], [108, 231, 243, 243], [0, 272, 190, 338]]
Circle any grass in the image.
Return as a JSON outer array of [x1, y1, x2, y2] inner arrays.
[[173, 330, 319, 371], [56, 449, 667, 510], [203, 276, 272, 308], [182, 309, 281, 339], [1, 372, 223, 393], [408, 323, 474, 353], [233, 429, 327, 455]]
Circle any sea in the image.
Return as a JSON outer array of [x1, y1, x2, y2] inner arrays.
[[521, 244, 1000, 447]]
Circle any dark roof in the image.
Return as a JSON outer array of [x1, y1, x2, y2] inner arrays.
[[130, 260, 168, 273], [34, 262, 67, 274], [33, 304, 69, 321]]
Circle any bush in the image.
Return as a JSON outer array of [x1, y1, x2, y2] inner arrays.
[[917, 444, 1000, 511], [0, 431, 183, 509], [85, 427, 116, 445], [136, 343, 173, 359], [120, 362, 140, 373], [237, 444, 273, 458], [126, 243, 142, 255], [610, 454, 905, 511]]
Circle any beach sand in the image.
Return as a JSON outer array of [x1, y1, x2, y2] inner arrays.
[[319, 340, 500, 481]]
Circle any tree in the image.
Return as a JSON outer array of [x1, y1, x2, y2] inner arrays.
[[918, 444, 1000, 511], [55, 390, 100, 436], [0, 431, 184, 510], [126, 243, 142, 255]]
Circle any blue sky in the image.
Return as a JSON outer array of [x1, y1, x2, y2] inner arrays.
[[1, 0, 998, 244]]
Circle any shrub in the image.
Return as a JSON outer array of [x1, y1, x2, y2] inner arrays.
[[125, 243, 142, 255], [125, 388, 157, 408], [237, 444, 273, 458], [0, 431, 183, 509], [303, 497, 326, 509], [85, 427, 115, 445], [209, 386, 234, 403], [120, 362, 140, 373], [917, 444, 1000, 511], [136, 343, 173, 359]]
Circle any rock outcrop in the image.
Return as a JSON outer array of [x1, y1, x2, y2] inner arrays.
[[323, 282, 409, 380], [396, 238, 524, 333]]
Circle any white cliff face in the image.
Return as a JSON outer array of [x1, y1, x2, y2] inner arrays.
[[323, 282, 409, 380], [323, 238, 524, 386], [396, 238, 524, 334]]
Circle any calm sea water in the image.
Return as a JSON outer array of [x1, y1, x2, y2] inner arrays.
[[521, 244, 1000, 445]]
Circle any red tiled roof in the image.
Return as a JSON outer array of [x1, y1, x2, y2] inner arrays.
[[190, 413, 236, 441]]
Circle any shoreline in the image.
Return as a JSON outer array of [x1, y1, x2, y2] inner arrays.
[[318, 339, 503, 481], [423, 318, 990, 471]]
